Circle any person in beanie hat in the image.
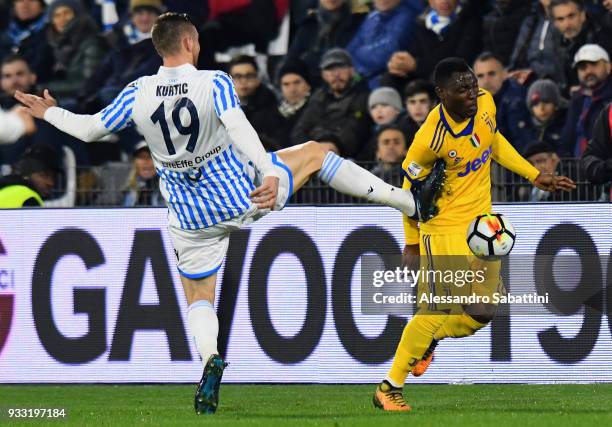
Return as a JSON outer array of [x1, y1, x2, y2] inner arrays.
[[277, 58, 312, 88], [0, 142, 60, 207], [519, 141, 562, 201], [527, 79, 563, 112], [130, 0, 164, 14], [368, 86, 403, 125], [276, 58, 311, 124], [252, 58, 312, 151], [520, 140, 585, 201], [525, 79, 568, 151]]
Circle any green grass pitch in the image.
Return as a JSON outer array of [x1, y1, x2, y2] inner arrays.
[[1, 384, 611, 426]]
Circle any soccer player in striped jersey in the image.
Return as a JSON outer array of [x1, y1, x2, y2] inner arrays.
[[15, 13, 446, 415], [373, 58, 575, 412]]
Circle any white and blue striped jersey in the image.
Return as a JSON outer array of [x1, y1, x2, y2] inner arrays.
[[96, 64, 265, 230]]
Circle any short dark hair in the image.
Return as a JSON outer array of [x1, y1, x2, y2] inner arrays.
[[151, 12, 195, 57], [549, 0, 583, 16], [474, 51, 505, 67], [228, 55, 258, 73], [376, 124, 406, 143], [433, 57, 472, 88], [1, 53, 31, 70], [404, 79, 436, 102]]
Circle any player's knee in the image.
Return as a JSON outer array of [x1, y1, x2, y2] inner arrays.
[[464, 303, 497, 325], [302, 140, 328, 172]]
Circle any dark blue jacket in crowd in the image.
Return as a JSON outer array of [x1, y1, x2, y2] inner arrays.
[[347, 0, 423, 89], [561, 76, 612, 157], [0, 16, 54, 82], [80, 26, 161, 110], [494, 78, 532, 153], [286, 1, 365, 88], [525, 108, 567, 153]]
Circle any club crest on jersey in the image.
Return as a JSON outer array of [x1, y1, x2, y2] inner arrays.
[[448, 150, 462, 165], [481, 111, 495, 133], [186, 168, 203, 182], [470, 133, 480, 148]]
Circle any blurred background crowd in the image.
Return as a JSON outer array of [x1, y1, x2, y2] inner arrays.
[[0, 0, 611, 207]]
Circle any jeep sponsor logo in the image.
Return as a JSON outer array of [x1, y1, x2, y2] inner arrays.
[[457, 146, 492, 177]]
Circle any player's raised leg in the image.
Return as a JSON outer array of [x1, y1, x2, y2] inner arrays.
[[180, 274, 227, 415], [275, 141, 445, 221]]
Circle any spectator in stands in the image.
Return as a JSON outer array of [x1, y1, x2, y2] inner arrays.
[[520, 141, 564, 201], [0, 54, 90, 168], [525, 79, 568, 149], [0, 53, 36, 109], [346, 0, 422, 89], [473, 52, 532, 153], [79, 0, 163, 112], [287, 0, 365, 88], [582, 103, 612, 193], [0, 143, 59, 207], [292, 48, 371, 157], [562, 44, 612, 156], [368, 86, 403, 128], [399, 79, 436, 138], [381, 0, 481, 94], [482, 0, 532, 66], [370, 124, 407, 186], [228, 54, 280, 151], [45, 0, 106, 108], [508, 0, 556, 86], [259, 58, 311, 150], [0, 0, 53, 82], [122, 141, 162, 206], [359, 86, 405, 160], [547, 0, 612, 94]]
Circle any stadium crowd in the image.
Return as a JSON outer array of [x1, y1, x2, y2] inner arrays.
[[0, 0, 611, 206]]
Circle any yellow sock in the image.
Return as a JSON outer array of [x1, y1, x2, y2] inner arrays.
[[387, 312, 448, 386], [433, 313, 487, 340]]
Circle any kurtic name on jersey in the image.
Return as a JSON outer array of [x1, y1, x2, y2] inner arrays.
[[156, 83, 189, 96]]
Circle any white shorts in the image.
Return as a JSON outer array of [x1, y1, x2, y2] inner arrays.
[[168, 152, 293, 279]]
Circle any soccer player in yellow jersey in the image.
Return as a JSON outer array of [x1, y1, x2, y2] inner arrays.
[[373, 58, 576, 411]]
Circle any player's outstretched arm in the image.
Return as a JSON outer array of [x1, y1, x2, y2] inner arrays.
[[15, 89, 111, 143], [492, 131, 575, 192], [15, 79, 143, 143]]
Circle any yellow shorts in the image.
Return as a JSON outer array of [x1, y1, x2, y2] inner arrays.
[[417, 232, 504, 312]]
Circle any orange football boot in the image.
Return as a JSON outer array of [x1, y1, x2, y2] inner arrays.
[[412, 339, 437, 377], [373, 380, 412, 412]]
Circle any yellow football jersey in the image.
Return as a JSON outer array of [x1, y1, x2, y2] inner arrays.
[[402, 89, 539, 243]]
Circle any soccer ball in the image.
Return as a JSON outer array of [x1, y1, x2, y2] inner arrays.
[[466, 213, 516, 259]]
